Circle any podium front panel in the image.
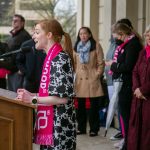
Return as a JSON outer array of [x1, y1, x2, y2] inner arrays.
[[0, 96, 34, 150]]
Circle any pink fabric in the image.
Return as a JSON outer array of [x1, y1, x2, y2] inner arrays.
[[34, 43, 62, 145], [120, 115, 125, 137], [109, 34, 135, 75], [145, 45, 150, 59], [0, 68, 10, 78]]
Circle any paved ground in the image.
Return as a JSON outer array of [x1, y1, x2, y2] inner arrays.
[[76, 127, 118, 150], [33, 127, 119, 150]]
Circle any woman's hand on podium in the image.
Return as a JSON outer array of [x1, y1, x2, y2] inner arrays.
[[16, 89, 35, 103]]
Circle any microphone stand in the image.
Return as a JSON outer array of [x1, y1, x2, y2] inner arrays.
[[0, 49, 21, 59]]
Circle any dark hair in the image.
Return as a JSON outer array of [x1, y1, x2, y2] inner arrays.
[[74, 27, 96, 52], [117, 18, 133, 29], [14, 14, 25, 22]]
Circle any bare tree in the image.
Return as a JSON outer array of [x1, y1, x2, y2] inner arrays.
[[26, 0, 60, 19], [27, 0, 76, 42]]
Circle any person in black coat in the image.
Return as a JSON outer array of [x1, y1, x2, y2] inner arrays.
[[0, 42, 9, 89], [16, 39, 46, 93], [105, 23, 143, 150], [0, 14, 31, 92]]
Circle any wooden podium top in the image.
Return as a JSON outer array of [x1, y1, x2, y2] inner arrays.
[[0, 88, 36, 108], [0, 89, 34, 150]]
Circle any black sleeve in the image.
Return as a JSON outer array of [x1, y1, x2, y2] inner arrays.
[[0, 42, 9, 54], [16, 52, 26, 74], [0, 42, 15, 70], [111, 40, 142, 74], [16, 40, 35, 77]]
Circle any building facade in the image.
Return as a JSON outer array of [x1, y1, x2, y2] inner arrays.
[[1, 0, 150, 52], [0, 0, 44, 36], [0, 0, 76, 41], [76, 0, 150, 54]]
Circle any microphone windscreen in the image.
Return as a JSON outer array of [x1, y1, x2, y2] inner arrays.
[[21, 46, 32, 53]]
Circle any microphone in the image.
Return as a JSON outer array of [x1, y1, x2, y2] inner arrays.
[[0, 46, 32, 58]]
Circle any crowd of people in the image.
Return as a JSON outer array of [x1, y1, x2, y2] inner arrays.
[[0, 13, 150, 150]]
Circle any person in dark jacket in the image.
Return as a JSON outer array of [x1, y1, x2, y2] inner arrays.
[[0, 42, 10, 88], [127, 25, 150, 150], [16, 39, 46, 93], [105, 23, 143, 150], [0, 14, 31, 92]]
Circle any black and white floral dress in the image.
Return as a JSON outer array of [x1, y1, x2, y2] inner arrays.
[[40, 51, 76, 150]]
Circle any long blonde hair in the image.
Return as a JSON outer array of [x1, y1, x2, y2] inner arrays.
[[112, 23, 132, 35], [37, 19, 74, 66], [116, 18, 144, 46], [144, 24, 150, 36]]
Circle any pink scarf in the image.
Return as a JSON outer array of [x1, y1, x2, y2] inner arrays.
[[145, 45, 150, 59], [34, 43, 62, 145], [109, 34, 135, 75]]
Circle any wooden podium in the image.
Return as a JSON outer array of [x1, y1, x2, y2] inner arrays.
[[0, 88, 35, 150]]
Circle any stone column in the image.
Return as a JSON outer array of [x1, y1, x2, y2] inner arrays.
[[126, 0, 139, 29], [76, 0, 99, 40], [76, 0, 84, 34], [116, 0, 126, 20], [84, 0, 99, 40], [116, 0, 139, 30], [99, 0, 116, 54], [102, 0, 113, 52], [111, 0, 116, 24], [138, 0, 146, 35], [83, 0, 91, 26], [146, 0, 150, 26]]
